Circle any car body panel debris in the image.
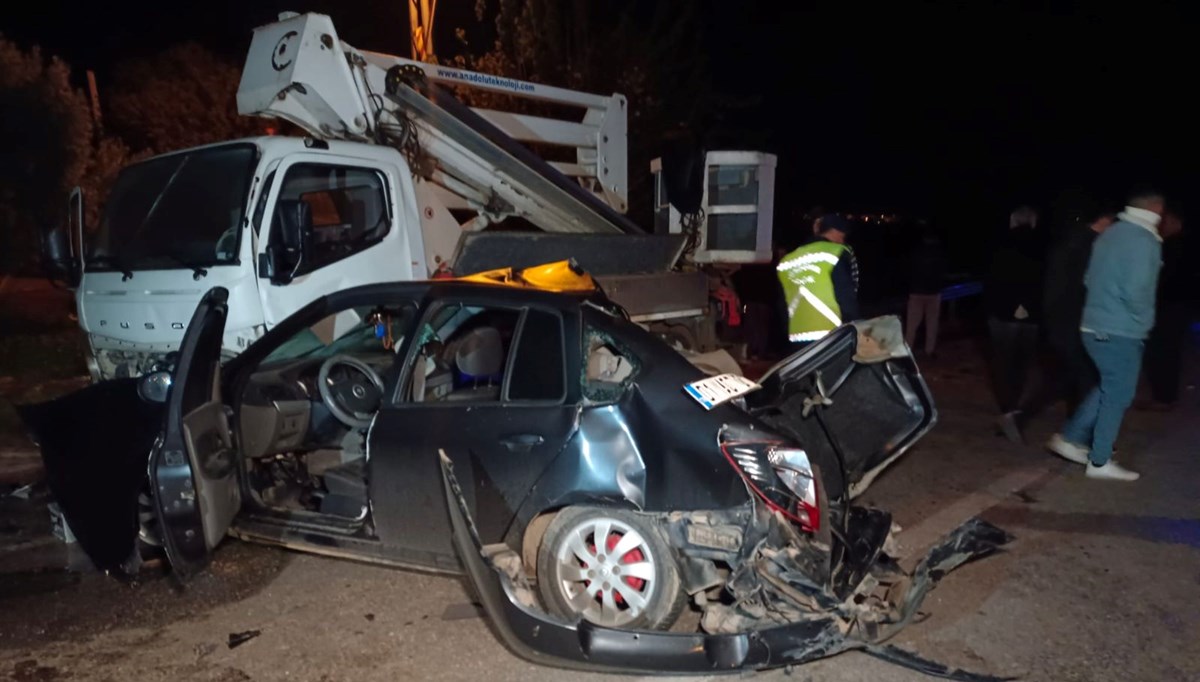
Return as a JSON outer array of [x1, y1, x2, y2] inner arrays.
[[227, 630, 262, 649]]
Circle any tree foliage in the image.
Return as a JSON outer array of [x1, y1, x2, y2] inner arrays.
[[0, 37, 132, 272], [0, 39, 267, 272], [448, 0, 713, 224], [106, 42, 267, 155]]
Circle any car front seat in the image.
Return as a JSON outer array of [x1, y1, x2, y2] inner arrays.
[[446, 327, 504, 401]]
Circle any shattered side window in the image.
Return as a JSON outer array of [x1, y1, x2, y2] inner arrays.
[[582, 327, 641, 404]]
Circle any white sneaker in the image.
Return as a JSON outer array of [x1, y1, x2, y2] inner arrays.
[[1086, 460, 1140, 481], [1047, 434, 1089, 465]]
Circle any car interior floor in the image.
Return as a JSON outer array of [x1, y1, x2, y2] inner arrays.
[[247, 442, 369, 522]]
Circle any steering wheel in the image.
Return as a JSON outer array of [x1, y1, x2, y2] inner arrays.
[[317, 354, 386, 429]]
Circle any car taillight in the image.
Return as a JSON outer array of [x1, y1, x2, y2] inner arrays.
[[720, 441, 821, 532], [768, 447, 820, 531]]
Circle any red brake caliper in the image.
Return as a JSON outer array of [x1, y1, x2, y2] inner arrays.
[[583, 532, 646, 606], [606, 533, 644, 604]]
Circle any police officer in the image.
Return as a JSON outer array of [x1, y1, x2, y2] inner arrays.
[[776, 214, 860, 349]]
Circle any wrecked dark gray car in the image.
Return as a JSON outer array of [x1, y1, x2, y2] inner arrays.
[[20, 280, 1010, 677]]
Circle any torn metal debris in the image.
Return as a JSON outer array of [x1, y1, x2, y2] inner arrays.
[[227, 630, 262, 649]]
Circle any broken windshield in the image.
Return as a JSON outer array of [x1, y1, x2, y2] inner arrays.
[[87, 144, 257, 273]]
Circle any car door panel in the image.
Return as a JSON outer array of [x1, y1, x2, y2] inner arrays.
[[180, 400, 240, 549], [366, 404, 577, 561], [366, 301, 580, 560], [366, 409, 462, 561], [458, 406, 579, 543], [153, 287, 240, 578]]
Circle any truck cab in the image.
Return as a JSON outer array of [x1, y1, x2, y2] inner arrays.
[[78, 136, 424, 380]]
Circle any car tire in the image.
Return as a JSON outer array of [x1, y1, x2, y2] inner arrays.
[[536, 506, 685, 630]]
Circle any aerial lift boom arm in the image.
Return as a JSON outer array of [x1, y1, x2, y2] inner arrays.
[[236, 12, 634, 236]]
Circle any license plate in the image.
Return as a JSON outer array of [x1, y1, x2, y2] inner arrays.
[[683, 373, 761, 410]]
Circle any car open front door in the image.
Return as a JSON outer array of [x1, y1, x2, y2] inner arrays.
[[152, 287, 240, 579], [746, 316, 936, 501]]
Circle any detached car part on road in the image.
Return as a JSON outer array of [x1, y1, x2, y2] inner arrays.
[[19, 263, 1011, 677]]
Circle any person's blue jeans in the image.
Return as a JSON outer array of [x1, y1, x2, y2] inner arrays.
[[1062, 332, 1145, 466]]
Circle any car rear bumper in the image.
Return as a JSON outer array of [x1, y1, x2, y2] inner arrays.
[[439, 451, 1012, 675]]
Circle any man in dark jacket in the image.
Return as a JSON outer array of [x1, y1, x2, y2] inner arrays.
[[985, 205, 1048, 443], [1040, 207, 1115, 413], [989, 203, 1113, 441], [1141, 211, 1189, 410]]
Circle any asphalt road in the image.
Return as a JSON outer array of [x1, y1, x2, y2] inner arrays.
[[2, 337, 1198, 682]]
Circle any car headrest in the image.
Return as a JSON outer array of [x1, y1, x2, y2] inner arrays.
[[455, 327, 504, 378]]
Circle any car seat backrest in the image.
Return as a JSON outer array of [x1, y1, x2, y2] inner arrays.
[[455, 327, 504, 379]]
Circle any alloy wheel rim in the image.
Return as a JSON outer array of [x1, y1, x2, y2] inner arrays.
[[552, 516, 657, 627]]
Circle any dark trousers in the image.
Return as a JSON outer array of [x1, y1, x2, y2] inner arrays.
[[1145, 302, 1190, 404], [1013, 329, 1099, 422], [987, 318, 1039, 414], [992, 324, 1099, 425]]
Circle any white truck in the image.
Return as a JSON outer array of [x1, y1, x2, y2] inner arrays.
[[44, 12, 776, 381]]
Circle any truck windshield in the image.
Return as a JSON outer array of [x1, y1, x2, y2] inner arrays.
[[88, 144, 257, 272]]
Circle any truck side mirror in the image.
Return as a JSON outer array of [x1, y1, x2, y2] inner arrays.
[[266, 199, 311, 284], [42, 187, 85, 289], [41, 226, 81, 289]]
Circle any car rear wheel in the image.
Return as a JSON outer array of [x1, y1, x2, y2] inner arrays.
[[536, 507, 685, 630]]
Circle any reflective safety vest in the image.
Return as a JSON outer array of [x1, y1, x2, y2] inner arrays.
[[777, 241, 848, 343]]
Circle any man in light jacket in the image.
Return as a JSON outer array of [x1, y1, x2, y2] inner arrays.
[[1047, 188, 1165, 481]]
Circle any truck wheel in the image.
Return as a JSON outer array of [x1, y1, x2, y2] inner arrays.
[[652, 322, 697, 353], [536, 507, 685, 630]]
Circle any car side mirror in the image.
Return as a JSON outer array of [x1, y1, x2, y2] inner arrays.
[[266, 200, 311, 285], [137, 370, 173, 403], [41, 226, 81, 289]]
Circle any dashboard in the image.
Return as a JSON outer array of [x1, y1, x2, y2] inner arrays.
[[238, 353, 395, 459]]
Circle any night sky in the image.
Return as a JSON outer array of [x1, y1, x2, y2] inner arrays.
[[4, 1, 1197, 231]]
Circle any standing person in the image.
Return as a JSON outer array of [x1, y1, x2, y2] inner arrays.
[[1040, 204, 1115, 414], [985, 205, 1047, 444], [1140, 210, 1188, 411], [905, 221, 947, 357], [1047, 189, 1166, 481], [777, 214, 859, 349]]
